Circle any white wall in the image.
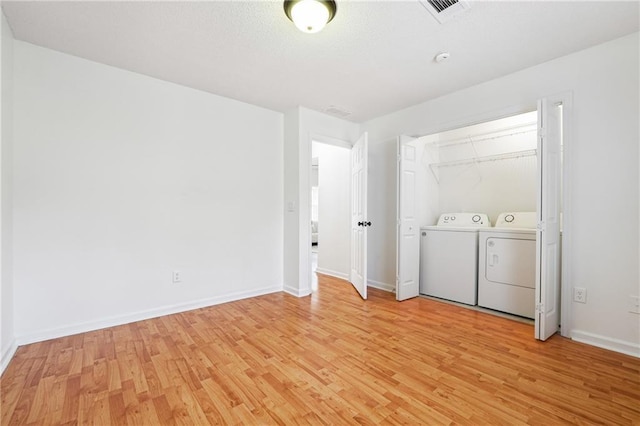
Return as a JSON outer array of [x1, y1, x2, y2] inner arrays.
[[284, 107, 359, 296], [413, 139, 440, 229], [363, 32, 640, 356], [0, 11, 15, 374], [12, 42, 284, 343], [283, 108, 301, 296], [312, 142, 350, 280]]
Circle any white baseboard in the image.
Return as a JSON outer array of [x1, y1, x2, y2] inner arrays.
[[570, 330, 640, 358], [283, 285, 311, 298], [15, 285, 283, 346], [368, 279, 395, 293], [0, 339, 18, 376], [315, 267, 348, 281]]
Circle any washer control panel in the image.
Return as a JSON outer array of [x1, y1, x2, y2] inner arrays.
[[436, 213, 490, 227]]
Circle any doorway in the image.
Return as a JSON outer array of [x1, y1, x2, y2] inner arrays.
[[309, 140, 351, 292]]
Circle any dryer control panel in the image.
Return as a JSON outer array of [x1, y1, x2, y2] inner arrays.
[[495, 212, 537, 229], [436, 213, 490, 227]]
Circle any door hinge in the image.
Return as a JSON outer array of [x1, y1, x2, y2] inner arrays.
[[535, 303, 544, 313], [397, 154, 401, 163]]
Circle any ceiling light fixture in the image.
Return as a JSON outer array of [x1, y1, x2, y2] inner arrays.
[[284, 0, 337, 34]]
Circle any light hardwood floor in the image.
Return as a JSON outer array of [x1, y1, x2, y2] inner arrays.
[[2, 274, 639, 425]]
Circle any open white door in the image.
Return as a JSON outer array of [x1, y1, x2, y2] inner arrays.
[[350, 133, 368, 299], [535, 98, 563, 340], [396, 136, 420, 301]]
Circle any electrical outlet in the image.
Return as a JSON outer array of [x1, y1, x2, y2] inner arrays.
[[172, 270, 181, 283], [573, 287, 587, 304], [629, 295, 640, 314]]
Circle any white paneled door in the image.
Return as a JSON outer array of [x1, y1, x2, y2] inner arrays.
[[396, 136, 420, 301], [350, 133, 368, 300], [535, 97, 563, 341]]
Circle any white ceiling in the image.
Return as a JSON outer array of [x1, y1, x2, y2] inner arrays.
[[2, 1, 639, 122]]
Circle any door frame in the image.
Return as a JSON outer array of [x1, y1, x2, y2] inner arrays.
[[306, 133, 353, 292]]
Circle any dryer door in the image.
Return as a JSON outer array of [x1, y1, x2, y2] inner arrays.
[[486, 237, 536, 289]]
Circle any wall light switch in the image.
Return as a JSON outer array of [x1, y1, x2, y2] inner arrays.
[[172, 270, 181, 283], [629, 295, 640, 314]]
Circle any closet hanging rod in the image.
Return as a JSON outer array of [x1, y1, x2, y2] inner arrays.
[[428, 121, 537, 148], [431, 149, 537, 169]]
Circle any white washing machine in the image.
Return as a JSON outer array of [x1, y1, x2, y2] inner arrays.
[[478, 212, 537, 318], [420, 213, 490, 305]]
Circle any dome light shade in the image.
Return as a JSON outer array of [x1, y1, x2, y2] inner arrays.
[[284, 0, 337, 34]]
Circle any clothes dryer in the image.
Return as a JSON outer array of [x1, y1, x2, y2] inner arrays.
[[478, 212, 537, 318], [420, 213, 490, 305]]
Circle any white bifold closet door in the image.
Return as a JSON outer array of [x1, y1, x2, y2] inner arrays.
[[535, 97, 563, 341], [396, 135, 420, 301]]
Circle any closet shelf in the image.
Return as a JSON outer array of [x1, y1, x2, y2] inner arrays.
[[428, 149, 537, 183], [429, 122, 537, 148], [431, 149, 537, 170]]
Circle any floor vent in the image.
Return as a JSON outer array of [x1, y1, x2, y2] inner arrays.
[[419, 0, 471, 24]]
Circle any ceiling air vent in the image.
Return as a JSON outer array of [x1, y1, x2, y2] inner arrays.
[[324, 105, 352, 118], [418, 0, 471, 24]]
